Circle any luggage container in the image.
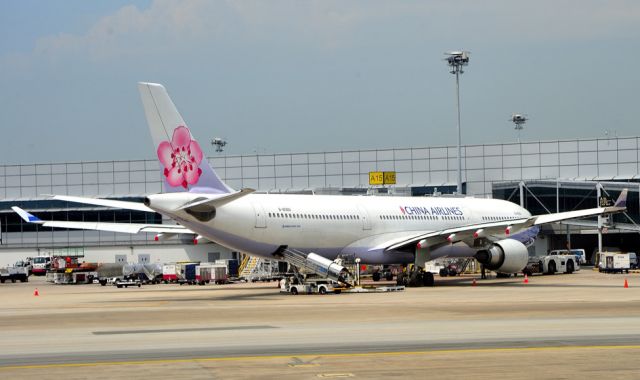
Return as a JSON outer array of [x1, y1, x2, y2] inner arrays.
[[124, 263, 163, 283], [211, 264, 228, 284], [177, 263, 198, 285], [196, 265, 212, 285], [216, 259, 239, 277], [162, 264, 177, 283], [196, 263, 228, 285], [598, 252, 630, 274]]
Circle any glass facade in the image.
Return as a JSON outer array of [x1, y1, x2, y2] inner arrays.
[[1, 136, 638, 249], [493, 181, 639, 224]]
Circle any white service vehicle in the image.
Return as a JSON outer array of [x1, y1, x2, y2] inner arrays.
[[571, 249, 587, 265], [280, 277, 342, 295], [524, 252, 579, 275], [549, 249, 587, 265], [0, 266, 29, 283], [31, 256, 52, 276], [598, 252, 630, 274], [543, 252, 580, 274], [628, 252, 638, 269], [102, 277, 142, 288], [14, 260, 33, 275]]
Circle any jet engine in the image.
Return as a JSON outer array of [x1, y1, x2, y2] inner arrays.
[[475, 239, 528, 274]]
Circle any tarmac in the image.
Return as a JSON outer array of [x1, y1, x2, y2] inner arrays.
[[1, 270, 639, 379]]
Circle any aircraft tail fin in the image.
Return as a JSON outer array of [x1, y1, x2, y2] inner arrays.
[[137, 82, 233, 194], [614, 189, 628, 208]]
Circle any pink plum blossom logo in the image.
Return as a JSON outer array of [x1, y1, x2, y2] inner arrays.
[[157, 126, 203, 188]]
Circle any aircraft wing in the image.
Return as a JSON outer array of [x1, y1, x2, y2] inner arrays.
[[384, 189, 628, 252], [384, 219, 530, 251], [50, 195, 154, 212], [12, 207, 194, 235]]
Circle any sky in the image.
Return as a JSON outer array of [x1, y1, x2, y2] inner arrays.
[[1, 0, 639, 165]]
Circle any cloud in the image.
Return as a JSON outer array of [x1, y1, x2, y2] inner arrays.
[[4, 1, 640, 67], [31, 1, 220, 61], [0, 0, 640, 69]]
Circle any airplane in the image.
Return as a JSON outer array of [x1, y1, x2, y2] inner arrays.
[[13, 82, 628, 286]]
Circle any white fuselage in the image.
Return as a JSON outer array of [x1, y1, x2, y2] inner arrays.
[[148, 194, 532, 264]]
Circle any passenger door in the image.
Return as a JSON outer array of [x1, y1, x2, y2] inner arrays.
[[251, 202, 267, 228], [356, 204, 371, 230]]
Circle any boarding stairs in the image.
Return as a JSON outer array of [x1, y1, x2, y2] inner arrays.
[[239, 255, 260, 278], [239, 256, 282, 281], [458, 258, 477, 274]]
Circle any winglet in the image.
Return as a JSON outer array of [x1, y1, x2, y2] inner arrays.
[[614, 189, 628, 208], [11, 207, 44, 224]]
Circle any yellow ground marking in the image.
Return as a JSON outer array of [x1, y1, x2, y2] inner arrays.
[[316, 374, 355, 378], [57, 301, 170, 309], [2, 345, 640, 371]]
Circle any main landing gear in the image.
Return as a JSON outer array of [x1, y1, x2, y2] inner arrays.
[[396, 265, 434, 287]]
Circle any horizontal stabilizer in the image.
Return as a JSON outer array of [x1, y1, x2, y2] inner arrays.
[[12, 207, 43, 223], [177, 188, 255, 212], [51, 195, 154, 212], [12, 206, 193, 234], [34, 221, 193, 234]]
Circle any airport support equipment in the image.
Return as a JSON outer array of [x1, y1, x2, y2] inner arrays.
[[113, 278, 142, 288], [396, 264, 435, 287], [597, 252, 631, 274], [522, 253, 579, 276], [0, 266, 29, 283], [280, 277, 342, 295], [31, 256, 52, 276], [276, 248, 353, 286], [123, 263, 163, 284], [196, 263, 227, 285]]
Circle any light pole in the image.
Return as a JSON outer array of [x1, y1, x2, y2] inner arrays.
[[510, 113, 528, 182], [445, 51, 470, 195], [211, 138, 227, 153], [510, 114, 527, 142]]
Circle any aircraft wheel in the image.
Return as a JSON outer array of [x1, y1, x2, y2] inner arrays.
[[409, 270, 422, 287], [422, 272, 434, 287], [566, 260, 574, 274]]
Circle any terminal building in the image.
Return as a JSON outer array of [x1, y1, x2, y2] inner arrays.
[[1, 135, 638, 266]]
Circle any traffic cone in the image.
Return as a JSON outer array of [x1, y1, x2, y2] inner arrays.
[[472, 278, 477, 286], [624, 279, 629, 288], [34, 288, 39, 296], [524, 274, 529, 284]]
